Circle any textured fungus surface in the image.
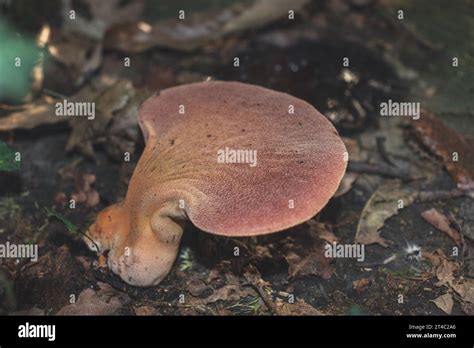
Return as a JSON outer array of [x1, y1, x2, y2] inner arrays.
[[138, 80, 347, 235]]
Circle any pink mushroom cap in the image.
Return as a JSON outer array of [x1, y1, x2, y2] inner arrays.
[[138, 80, 347, 236]]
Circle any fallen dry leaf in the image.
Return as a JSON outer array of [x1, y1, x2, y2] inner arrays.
[[104, 91, 150, 161], [421, 208, 462, 247], [274, 298, 324, 315], [355, 180, 417, 246], [65, 79, 149, 159], [353, 278, 370, 293], [434, 259, 459, 287], [0, 96, 59, 131], [0, 77, 113, 132], [200, 269, 258, 304], [134, 305, 157, 316], [423, 250, 460, 287], [431, 293, 454, 314], [56, 283, 128, 315], [411, 110, 474, 189], [206, 269, 222, 284], [186, 278, 213, 298], [451, 279, 474, 304], [65, 79, 131, 156], [284, 241, 334, 280], [279, 222, 336, 280], [47, 29, 102, 87], [306, 220, 338, 244], [421, 250, 444, 267], [202, 285, 255, 304]]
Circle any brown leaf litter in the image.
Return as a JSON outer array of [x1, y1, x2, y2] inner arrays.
[[352, 278, 371, 293], [422, 250, 474, 314], [66, 79, 150, 159], [0, 77, 114, 132], [422, 249, 460, 287], [203, 284, 255, 304], [47, 29, 102, 88], [274, 298, 324, 316], [186, 278, 213, 298], [187, 269, 256, 305], [411, 110, 474, 190], [0, 96, 58, 131], [56, 282, 129, 315], [355, 180, 417, 246], [104, 0, 310, 54], [421, 208, 463, 247], [431, 293, 454, 315], [182, 263, 327, 315], [282, 222, 337, 280]]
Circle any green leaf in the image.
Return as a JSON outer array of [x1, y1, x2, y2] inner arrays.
[[45, 208, 79, 234], [0, 140, 20, 172]]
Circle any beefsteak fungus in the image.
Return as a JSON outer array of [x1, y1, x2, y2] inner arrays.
[[85, 81, 347, 286]]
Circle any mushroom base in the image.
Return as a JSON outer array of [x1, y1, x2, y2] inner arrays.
[[85, 203, 185, 287]]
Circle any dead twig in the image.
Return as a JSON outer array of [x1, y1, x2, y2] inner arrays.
[[348, 160, 415, 181], [416, 189, 469, 202], [244, 282, 276, 315]]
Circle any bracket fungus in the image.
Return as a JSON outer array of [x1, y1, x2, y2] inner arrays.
[[84, 81, 347, 286]]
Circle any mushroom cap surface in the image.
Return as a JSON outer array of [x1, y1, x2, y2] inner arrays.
[[138, 81, 347, 237]]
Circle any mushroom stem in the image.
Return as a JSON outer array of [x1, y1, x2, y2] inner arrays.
[[105, 200, 186, 287]]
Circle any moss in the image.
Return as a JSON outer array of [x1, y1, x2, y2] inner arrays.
[[0, 140, 20, 172]]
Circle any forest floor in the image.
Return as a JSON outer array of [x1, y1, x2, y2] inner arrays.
[[0, 0, 473, 316]]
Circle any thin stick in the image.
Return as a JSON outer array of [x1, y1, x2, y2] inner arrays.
[[245, 283, 276, 315], [348, 161, 415, 181]]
